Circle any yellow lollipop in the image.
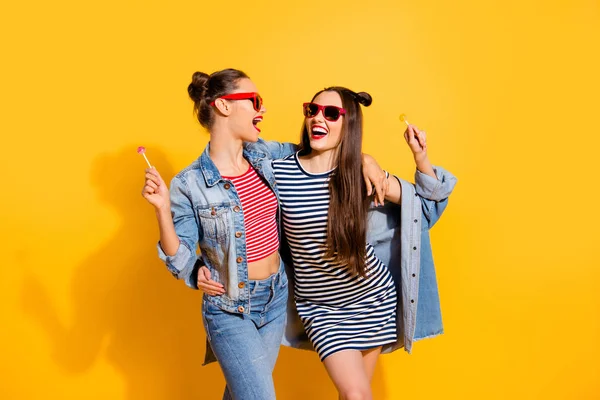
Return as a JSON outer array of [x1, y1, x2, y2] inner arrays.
[[399, 114, 410, 126]]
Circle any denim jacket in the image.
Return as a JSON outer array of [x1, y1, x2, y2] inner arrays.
[[282, 166, 457, 354], [157, 138, 296, 314]]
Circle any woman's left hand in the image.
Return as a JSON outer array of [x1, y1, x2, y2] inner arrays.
[[404, 124, 427, 157], [404, 124, 437, 179]]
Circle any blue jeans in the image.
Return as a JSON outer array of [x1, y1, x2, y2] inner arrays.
[[202, 261, 288, 400]]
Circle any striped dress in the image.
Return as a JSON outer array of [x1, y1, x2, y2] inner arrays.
[[273, 153, 397, 361]]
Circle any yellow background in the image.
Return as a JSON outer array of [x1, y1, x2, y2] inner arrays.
[[1, 0, 599, 399]]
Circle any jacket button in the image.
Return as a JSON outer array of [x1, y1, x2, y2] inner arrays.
[[413, 246, 417, 250], [236, 256, 243, 263], [415, 193, 418, 197], [412, 273, 416, 277], [235, 231, 242, 238], [237, 306, 245, 313], [234, 206, 241, 212], [238, 282, 245, 289], [414, 219, 418, 223], [224, 183, 231, 190], [410, 299, 415, 303]]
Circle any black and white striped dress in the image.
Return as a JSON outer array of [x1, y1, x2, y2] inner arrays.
[[273, 153, 397, 361]]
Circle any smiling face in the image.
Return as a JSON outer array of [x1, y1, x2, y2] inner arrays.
[[304, 90, 345, 154], [225, 78, 266, 142]]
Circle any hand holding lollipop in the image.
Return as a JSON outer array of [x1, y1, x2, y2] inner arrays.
[[399, 114, 427, 155], [138, 146, 169, 210]]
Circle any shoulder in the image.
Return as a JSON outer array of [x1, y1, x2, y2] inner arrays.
[[277, 152, 296, 162], [174, 157, 202, 182], [272, 152, 296, 167]]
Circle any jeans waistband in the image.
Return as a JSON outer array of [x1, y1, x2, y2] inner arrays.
[[248, 259, 285, 295]]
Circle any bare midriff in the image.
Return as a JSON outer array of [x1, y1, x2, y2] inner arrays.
[[247, 250, 280, 280]]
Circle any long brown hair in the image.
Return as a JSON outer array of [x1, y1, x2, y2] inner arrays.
[[299, 87, 373, 276]]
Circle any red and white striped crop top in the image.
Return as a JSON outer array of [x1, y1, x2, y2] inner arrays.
[[222, 165, 279, 263]]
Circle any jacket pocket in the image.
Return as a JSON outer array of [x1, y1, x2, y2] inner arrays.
[[197, 205, 231, 244]]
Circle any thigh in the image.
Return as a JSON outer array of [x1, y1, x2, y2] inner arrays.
[[202, 300, 276, 400], [361, 346, 382, 383], [256, 282, 288, 371], [322, 349, 372, 399]]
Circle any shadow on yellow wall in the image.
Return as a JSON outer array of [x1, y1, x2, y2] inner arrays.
[[20, 146, 389, 399], [20, 147, 223, 399]]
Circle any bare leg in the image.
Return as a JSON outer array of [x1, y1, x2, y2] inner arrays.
[[322, 349, 372, 400], [361, 346, 382, 383]]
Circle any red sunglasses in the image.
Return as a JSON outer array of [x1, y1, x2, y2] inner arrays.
[[303, 102, 346, 122], [211, 92, 263, 112]]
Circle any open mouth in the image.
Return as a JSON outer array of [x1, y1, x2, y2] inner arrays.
[[252, 116, 263, 132], [311, 125, 328, 140]]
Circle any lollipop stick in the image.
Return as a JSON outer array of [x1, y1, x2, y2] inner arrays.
[[142, 153, 152, 168]]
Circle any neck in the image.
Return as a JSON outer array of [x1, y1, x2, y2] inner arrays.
[[208, 123, 247, 176], [299, 148, 337, 173]]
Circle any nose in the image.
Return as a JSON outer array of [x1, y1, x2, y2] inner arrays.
[[260, 104, 267, 114], [312, 109, 325, 121]]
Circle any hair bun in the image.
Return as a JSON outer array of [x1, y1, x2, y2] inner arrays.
[[188, 71, 210, 102], [355, 92, 372, 107]]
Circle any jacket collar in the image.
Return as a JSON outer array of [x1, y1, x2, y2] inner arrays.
[[199, 142, 267, 187]]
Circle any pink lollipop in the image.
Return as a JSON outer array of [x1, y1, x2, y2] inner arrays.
[[137, 146, 152, 168]]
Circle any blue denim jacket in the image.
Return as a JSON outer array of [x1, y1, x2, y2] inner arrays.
[[160, 146, 456, 362], [282, 166, 457, 354], [157, 138, 296, 314]]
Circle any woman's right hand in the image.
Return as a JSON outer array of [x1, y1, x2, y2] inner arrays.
[[197, 266, 225, 296], [142, 168, 170, 210]]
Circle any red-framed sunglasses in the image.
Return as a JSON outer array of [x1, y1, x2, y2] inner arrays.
[[303, 102, 346, 122], [211, 92, 263, 111]]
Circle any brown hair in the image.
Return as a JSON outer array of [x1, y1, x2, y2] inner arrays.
[[187, 68, 249, 129], [299, 87, 373, 276]]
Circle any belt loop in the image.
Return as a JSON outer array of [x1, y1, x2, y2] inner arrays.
[[277, 261, 284, 286], [251, 281, 259, 295]]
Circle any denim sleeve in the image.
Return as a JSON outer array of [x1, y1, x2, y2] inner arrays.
[[262, 139, 298, 160], [414, 165, 457, 202], [415, 166, 457, 230], [420, 197, 450, 231], [156, 175, 201, 288]]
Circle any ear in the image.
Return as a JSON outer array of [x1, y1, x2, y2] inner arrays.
[[213, 98, 232, 116]]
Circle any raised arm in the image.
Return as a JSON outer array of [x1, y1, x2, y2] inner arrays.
[[142, 169, 214, 291], [385, 124, 436, 204], [142, 167, 180, 255]]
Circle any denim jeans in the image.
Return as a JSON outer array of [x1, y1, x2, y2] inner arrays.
[[202, 260, 288, 400]]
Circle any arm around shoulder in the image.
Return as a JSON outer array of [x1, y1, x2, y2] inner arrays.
[[254, 138, 298, 160]]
